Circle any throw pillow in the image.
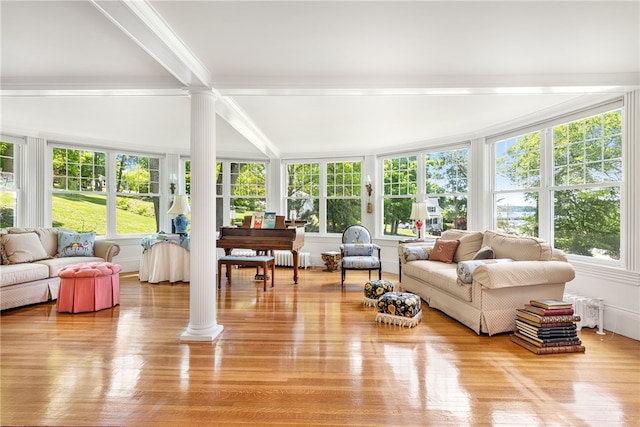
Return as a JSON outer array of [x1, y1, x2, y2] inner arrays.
[[473, 246, 495, 260], [429, 239, 460, 263], [0, 232, 49, 264], [56, 231, 96, 258], [341, 243, 375, 256], [402, 246, 432, 262]]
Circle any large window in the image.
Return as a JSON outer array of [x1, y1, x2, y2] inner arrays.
[[185, 159, 222, 230], [286, 162, 319, 232], [494, 132, 540, 236], [326, 161, 362, 233], [552, 110, 622, 260], [425, 148, 468, 233], [52, 147, 162, 235], [52, 147, 108, 234], [230, 162, 267, 225], [0, 139, 18, 228], [383, 155, 417, 237], [493, 107, 622, 261], [114, 154, 161, 235]]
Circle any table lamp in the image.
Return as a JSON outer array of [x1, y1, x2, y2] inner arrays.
[[410, 202, 430, 241], [168, 194, 190, 234]]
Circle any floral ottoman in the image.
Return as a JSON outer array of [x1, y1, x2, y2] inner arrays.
[[375, 292, 422, 327], [362, 280, 394, 307]]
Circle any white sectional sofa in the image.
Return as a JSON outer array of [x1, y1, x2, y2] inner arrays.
[[0, 227, 120, 310], [398, 229, 575, 335]]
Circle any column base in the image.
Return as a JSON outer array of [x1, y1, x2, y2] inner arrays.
[[180, 324, 224, 342]]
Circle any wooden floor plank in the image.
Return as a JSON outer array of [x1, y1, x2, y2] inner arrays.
[[2, 267, 639, 426]]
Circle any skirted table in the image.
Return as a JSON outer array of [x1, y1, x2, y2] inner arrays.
[[139, 235, 190, 283]]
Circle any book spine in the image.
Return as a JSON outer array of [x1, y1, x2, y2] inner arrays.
[[514, 332, 581, 347], [529, 300, 573, 310], [516, 309, 581, 324], [511, 335, 585, 354], [535, 345, 586, 354], [523, 304, 574, 316], [516, 316, 577, 329]]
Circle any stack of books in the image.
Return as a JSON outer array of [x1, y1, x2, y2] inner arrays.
[[510, 299, 586, 355]]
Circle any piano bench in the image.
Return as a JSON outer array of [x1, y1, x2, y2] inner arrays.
[[218, 255, 275, 292]]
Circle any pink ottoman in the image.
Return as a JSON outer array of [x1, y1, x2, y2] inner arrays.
[[57, 262, 122, 313]]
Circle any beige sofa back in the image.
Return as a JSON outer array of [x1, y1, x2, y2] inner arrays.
[[482, 230, 552, 261], [5, 228, 60, 257], [440, 229, 484, 263]]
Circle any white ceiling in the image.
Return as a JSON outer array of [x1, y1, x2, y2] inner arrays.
[[1, 1, 638, 159]]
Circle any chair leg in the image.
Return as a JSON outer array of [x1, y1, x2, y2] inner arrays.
[[341, 268, 345, 287], [378, 268, 382, 280]]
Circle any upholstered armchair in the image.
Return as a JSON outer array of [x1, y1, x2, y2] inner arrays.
[[340, 224, 381, 287]]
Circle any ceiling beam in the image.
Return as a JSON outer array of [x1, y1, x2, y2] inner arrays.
[[88, 0, 281, 159]]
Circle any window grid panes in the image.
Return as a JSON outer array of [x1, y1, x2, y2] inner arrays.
[[231, 162, 267, 223], [493, 108, 622, 260], [552, 110, 622, 260], [0, 141, 16, 227], [286, 162, 319, 232], [493, 131, 541, 236], [114, 154, 161, 235], [425, 148, 469, 232], [53, 148, 106, 192], [52, 147, 108, 234], [326, 161, 362, 233], [383, 155, 417, 237], [495, 132, 541, 191]]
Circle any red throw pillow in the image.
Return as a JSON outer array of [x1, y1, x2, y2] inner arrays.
[[429, 239, 460, 263]]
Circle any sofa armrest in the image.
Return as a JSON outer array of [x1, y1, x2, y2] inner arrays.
[[472, 261, 575, 290], [94, 240, 121, 262]]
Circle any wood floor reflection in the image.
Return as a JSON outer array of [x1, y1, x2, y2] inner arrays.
[[1, 267, 639, 426]]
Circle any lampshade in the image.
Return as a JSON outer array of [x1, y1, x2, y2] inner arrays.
[[168, 194, 190, 215], [410, 202, 429, 220]]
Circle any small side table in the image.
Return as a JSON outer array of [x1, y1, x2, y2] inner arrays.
[[321, 251, 342, 272]]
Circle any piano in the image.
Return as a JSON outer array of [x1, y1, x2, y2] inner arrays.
[[217, 226, 305, 284]]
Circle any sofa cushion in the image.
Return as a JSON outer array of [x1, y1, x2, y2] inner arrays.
[[429, 239, 459, 263], [0, 263, 50, 287], [0, 233, 49, 265], [429, 266, 472, 302], [56, 231, 96, 258], [482, 230, 552, 261], [35, 228, 59, 257], [441, 229, 484, 262], [473, 246, 495, 260], [456, 259, 514, 284]]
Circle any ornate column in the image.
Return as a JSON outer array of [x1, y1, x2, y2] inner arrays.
[[180, 89, 224, 341]]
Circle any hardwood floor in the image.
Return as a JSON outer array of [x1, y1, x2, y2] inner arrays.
[[2, 267, 639, 426]]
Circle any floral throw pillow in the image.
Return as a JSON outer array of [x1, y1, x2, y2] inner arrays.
[[402, 246, 432, 262], [56, 231, 96, 258]]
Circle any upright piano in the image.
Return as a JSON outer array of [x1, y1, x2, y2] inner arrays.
[[217, 226, 305, 284]]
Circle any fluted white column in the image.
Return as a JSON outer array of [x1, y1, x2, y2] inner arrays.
[[624, 90, 639, 273], [181, 89, 224, 341]]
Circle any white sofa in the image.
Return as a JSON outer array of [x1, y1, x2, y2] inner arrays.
[[398, 229, 575, 335], [0, 227, 120, 310]]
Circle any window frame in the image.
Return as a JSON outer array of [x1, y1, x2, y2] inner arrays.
[[50, 143, 165, 237], [489, 102, 623, 265], [0, 136, 23, 228]]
